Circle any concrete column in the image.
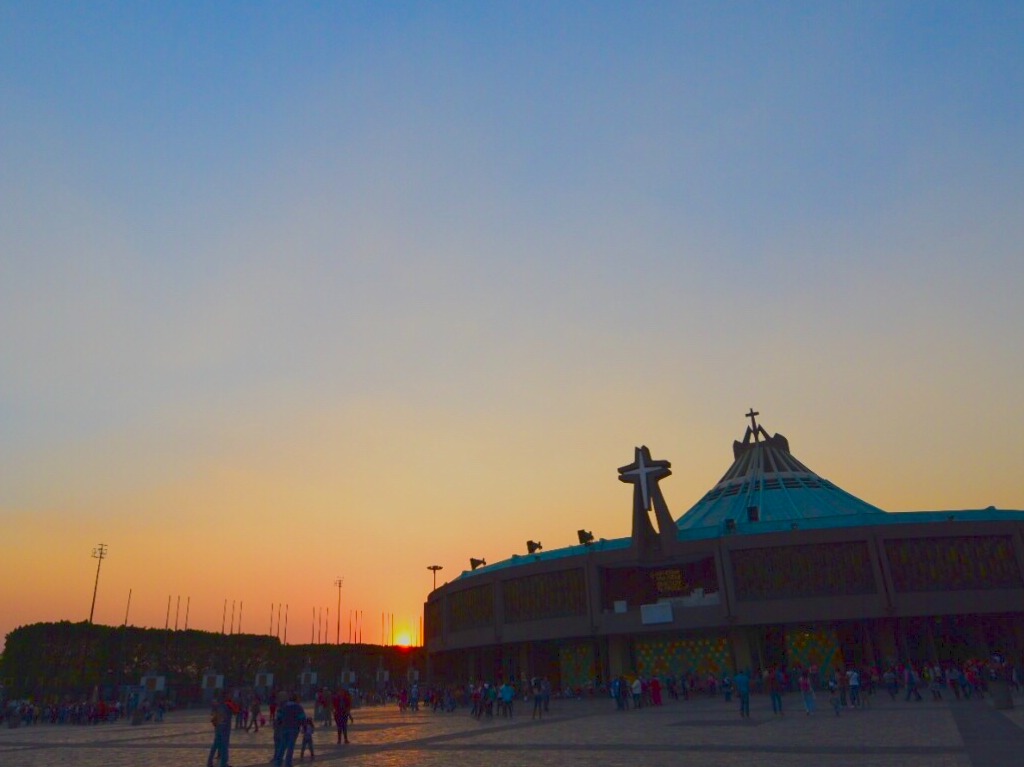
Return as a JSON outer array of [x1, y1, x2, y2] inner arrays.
[[730, 628, 754, 674], [607, 635, 630, 679]]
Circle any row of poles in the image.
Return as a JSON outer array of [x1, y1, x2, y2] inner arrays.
[[123, 595, 405, 645], [89, 547, 420, 645], [143, 600, 402, 645]]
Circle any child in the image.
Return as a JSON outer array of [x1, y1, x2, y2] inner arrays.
[[299, 715, 315, 760], [828, 678, 841, 716]]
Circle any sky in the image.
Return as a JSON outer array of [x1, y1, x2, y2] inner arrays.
[[2, 2, 1023, 651]]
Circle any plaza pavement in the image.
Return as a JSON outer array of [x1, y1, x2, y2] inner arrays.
[[1, 690, 1022, 767]]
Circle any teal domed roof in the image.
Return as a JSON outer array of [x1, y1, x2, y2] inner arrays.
[[676, 412, 887, 534]]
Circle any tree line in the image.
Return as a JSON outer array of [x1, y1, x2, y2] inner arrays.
[[1, 621, 422, 703]]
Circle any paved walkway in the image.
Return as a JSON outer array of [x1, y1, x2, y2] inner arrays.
[[1, 691, 1022, 767]]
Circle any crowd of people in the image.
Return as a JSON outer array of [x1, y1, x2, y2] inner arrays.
[[207, 685, 355, 767], [0, 695, 167, 727], [4, 655, 1019, 767], [599, 657, 1021, 719]]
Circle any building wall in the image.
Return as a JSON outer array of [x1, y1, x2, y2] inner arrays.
[[426, 520, 1024, 683]]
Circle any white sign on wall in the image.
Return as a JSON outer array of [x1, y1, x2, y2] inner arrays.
[[203, 674, 225, 690], [141, 675, 166, 691], [640, 602, 673, 625]]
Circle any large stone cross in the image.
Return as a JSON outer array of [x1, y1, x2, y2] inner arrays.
[[618, 446, 671, 511], [618, 446, 676, 559]]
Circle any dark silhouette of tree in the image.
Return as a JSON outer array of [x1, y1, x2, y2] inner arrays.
[[2, 622, 422, 704]]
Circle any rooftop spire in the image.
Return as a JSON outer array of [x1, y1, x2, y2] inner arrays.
[[745, 408, 760, 438], [741, 408, 771, 446]]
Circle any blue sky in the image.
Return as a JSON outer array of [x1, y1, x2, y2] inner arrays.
[[2, 2, 1022, 643]]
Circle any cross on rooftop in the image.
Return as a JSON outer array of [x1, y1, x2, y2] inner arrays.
[[618, 446, 671, 511], [746, 408, 760, 435]]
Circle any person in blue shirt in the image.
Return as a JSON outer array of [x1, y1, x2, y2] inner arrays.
[[734, 669, 751, 719], [273, 693, 307, 767], [207, 694, 235, 767]]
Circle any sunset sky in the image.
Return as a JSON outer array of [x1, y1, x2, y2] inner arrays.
[[2, 3, 1022, 651]]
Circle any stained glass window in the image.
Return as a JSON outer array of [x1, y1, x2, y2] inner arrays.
[[885, 536, 1023, 592], [634, 635, 730, 677], [503, 569, 587, 623], [446, 584, 494, 633], [731, 541, 876, 601], [559, 643, 596, 689]]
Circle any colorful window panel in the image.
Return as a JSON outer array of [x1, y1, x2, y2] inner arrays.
[[503, 569, 587, 623], [634, 635, 731, 678], [786, 627, 845, 681], [559, 643, 596, 690], [885, 536, 1023, 592], [731, 541, 876, 601], [446, 584, 494, 633]]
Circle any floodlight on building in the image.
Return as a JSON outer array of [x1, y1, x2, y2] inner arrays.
[[470, 558, 487, 571], [527, 540, 543, 554], [577, 529, 594, 545]]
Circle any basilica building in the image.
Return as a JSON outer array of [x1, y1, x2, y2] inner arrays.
[[424, 413, 1024, 688]]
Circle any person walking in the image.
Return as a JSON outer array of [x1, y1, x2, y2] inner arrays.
[[883, 668, 898, 700], [531, 677, 544, 719], [768, 667, 784, 716], [734, 669, 751, 718], [298, 715, 315, 760], [247, 695, 262, 733], [616, 675, 630, 710], [207, 693, 234, 767], [499, 679, 515, 718], [799, 671, 816, 715], [905, 665, 923, 702], [631, 676, 642, 710], [828, 677, 842, 716], [929, 665, 944, 701], [332, 687, 352, 744], [650, 676, 663, 706], [273, 693, 307, 767]]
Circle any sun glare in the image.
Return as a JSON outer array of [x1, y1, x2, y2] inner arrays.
[[395, 631, 412, 647]]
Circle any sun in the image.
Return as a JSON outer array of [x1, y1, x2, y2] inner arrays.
[[395, 630, 412, 647]]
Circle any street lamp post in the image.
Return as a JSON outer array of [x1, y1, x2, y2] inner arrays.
[[427, 565, 443, 591], [88, 543, 108, 623], [334, 577, 344, 644]]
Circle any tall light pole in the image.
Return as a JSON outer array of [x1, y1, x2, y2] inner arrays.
[[427, 565, 443, 591], [334, 577, 344, 644], [88, 543, 108, 623]]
